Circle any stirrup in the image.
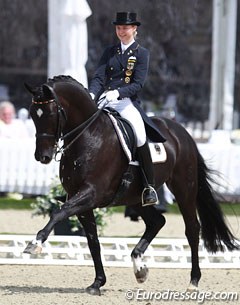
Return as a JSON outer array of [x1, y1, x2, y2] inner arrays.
[[141, 186, 159, 207]]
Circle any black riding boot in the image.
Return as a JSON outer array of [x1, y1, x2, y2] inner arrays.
[[137, 142, 159, 206]]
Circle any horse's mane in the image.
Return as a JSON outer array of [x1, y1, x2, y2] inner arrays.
[[46, 75, 91, 99], [47, 75, 85, 89]]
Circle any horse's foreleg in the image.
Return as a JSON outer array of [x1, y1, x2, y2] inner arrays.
[[24, 190, 94, 254], [130, 205, 166, 283], [77, 211, 106, 296], [23, 207, 71, 254]]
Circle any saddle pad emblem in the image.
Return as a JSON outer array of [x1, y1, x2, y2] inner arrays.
[[149, 143, 167, 163]]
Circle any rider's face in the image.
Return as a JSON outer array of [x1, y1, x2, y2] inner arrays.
[[115, 25, 137, 45]]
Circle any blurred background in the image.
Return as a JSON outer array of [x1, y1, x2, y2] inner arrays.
[[0, 0, 239, 201], [0, 0, 239, 127]]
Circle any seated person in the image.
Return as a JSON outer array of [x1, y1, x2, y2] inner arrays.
[[0, 101, 30, 138]]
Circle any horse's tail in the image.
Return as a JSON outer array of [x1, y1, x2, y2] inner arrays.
[[196, 151, 239, 252]]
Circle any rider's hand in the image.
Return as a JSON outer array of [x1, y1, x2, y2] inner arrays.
[[89, 93, 95, 100], [105, 90, 119, 102]]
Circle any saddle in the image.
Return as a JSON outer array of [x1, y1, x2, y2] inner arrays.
[[104, 107, 137, 161], [104, 107, 167, 164]]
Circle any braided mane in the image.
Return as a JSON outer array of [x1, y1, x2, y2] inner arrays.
[[47, 75, 85, 89], [45, 75, 91, 101]]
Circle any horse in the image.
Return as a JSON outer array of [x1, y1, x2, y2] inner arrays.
[[24, 75, 239, 295]]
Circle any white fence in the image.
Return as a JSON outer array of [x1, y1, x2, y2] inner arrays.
[[198, 142, 240, 195], [0, 139, 58, 195], [0, 235, 239, 268], [0, 138, 240, 196]]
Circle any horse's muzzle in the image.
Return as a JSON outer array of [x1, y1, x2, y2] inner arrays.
[[35, 150, 53, 164]]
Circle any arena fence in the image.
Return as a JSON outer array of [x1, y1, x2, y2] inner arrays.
[[0, 235, 239, 268], [1, 138, 240, 196]]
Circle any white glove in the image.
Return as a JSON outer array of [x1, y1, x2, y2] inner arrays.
[[89, 93, 95, 100], [105, 90, 119, 102]]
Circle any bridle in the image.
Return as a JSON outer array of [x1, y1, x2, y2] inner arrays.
[[32, 98, 67, 142], [32, 86, 106, 161], [33, 86, 67, 141]]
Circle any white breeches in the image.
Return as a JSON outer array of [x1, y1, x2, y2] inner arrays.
[[98, 96, 146, 147]]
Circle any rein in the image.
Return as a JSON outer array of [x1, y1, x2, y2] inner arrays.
[[58, 108, 103, 155], [33, 88, 108, 161], [58, 96, 108, 155]]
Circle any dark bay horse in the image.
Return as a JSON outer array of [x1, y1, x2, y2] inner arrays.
[[24, 75, 239, 295]]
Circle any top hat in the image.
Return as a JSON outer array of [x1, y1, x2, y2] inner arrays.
[[112, 12, 141, 26]]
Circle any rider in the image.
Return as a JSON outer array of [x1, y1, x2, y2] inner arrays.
[[89, 12, 166, 206]]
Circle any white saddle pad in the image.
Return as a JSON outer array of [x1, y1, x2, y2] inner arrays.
[[130, 143, 167, 166]]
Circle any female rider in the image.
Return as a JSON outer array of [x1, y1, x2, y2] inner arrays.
[[89, 12, 166, 206]]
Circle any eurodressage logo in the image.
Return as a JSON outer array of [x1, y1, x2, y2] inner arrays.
[[125, 288, 239, 303]]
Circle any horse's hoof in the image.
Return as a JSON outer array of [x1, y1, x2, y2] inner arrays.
[[134, 266, 149, 283], [187, 283, 198, 292], [23, 242, 42, 255], [86, 285, 101, 296]]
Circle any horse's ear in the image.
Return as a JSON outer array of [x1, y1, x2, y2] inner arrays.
[[24, 83, 36, 95], [42, 84, 54, 99]]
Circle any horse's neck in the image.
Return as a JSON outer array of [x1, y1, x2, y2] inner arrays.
[[63, 89, 97, 129]]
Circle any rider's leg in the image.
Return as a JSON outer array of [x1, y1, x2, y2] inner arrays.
[[108, 97, 158, 206], [136, 142, 158, 205]]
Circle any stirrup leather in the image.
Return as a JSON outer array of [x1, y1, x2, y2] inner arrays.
[[141, 186, 159, 206]]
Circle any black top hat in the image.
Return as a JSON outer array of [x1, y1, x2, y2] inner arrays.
[[112, 12, 141, 26]]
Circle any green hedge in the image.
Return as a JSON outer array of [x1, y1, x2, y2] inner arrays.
[[0, 197, 33, 209], [0, 197, 239, 215]]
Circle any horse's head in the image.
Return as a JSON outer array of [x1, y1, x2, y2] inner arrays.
[[25, 82, 66, 164]]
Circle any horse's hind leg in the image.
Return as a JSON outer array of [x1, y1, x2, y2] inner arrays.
[[130, 204, 166, 283], [77, 210, 106, 296], [169, 181, 201, 289], [182, 208, 201, 289]]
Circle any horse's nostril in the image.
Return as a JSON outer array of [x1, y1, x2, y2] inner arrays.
[[40, 156, 52, 164]]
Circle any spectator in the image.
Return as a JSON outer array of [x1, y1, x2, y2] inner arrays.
[[17, 108, 35, 138], [0, 101, 30, 138]]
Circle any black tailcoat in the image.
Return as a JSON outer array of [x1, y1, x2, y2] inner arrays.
[[89, 41, 166, 143]]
